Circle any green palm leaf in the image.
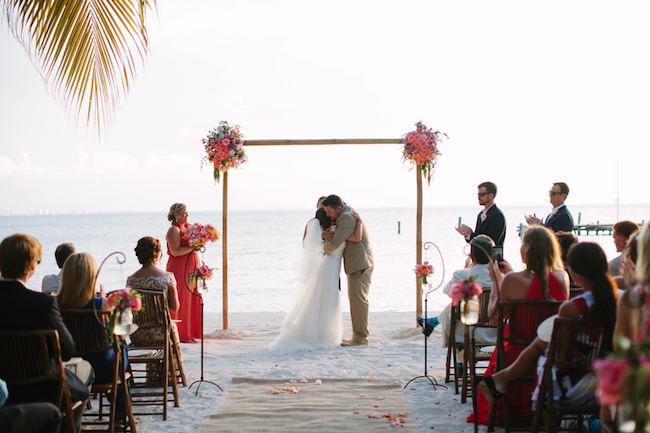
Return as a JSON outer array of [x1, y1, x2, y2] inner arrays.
[[2, 0, 156, 133]]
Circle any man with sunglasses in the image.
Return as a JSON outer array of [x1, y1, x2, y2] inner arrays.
[[525, 182, 574, 233], [456, 181, 506, 259]]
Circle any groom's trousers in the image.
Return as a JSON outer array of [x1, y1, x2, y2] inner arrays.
[[347, 267, 373, 341]]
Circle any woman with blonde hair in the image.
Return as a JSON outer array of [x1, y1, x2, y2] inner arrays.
[[468, 225, 569, 427], [56, 252, 108, 310], [57, 252, 130, 418], [165, 203, 202, 343]]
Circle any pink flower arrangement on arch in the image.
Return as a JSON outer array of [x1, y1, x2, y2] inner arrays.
[[448, 276, 483, 307], [201, 120, 247, 182], [401, 121, 447, 185]]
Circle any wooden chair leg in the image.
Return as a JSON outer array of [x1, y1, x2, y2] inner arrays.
[[445, 344, 453, 383], [172, 338, 187, 387], [168, 340, 180, 408]]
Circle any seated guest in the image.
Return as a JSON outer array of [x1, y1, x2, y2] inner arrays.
[[0, 234, 91, 433], [56, 252, 130, 419], [0, 378, 62, 433], [41, 242, 76, 295], [615, 221, 650, 343], [126, 236, 183, 378], [608, 220, 640, 277], [617, 231, 640, 290], [439, 235, 495, 348], [477, 242, 617, 430], [555, 231, 579, 287], [467, 225, 569, 427]]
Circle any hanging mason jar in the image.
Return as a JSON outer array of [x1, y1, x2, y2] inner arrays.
[[197, 278, 209, 294], [460, 296, 480, 325], [113, 307, 138, 336]]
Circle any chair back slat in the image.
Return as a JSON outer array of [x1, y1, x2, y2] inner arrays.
[[133, 289, 168, 328], [500, 300, 563, 346], [0, 330, 61, 384], [550, 317, 603, 372], [0, 331, 64, 400], [61, 309, 113, 357], [476, 288, 496, 328]]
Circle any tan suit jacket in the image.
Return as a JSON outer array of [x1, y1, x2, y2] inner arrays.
[[323, 204, 373, 274]]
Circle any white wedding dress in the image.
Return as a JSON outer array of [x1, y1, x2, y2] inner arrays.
[[269, 218, 343, 352]]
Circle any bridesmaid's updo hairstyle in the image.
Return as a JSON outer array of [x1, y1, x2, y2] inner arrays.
[[135, 236, 162, 265], [316, 207, 330, 230], [168, 203, 186, 222]]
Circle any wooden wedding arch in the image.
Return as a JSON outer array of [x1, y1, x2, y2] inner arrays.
[[218, 138, 429, 330]]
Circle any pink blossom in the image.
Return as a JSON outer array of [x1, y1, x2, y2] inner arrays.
[[593, 358, 631, 405], [414, 262, 434, 276], [448, 278, 483, 307]]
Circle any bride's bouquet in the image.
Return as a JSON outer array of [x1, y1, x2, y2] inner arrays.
[[401, 121, 447, 185], [201, 120, 247, 182], [184, 223, 219, 248]]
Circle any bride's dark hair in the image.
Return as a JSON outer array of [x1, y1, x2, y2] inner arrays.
[[316, 208, 330, 230]]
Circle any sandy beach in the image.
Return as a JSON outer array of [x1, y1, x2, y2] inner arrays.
[[132, 310, 498, 433]]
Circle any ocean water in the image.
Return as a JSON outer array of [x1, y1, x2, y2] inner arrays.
[[1, 204, 647, 315]]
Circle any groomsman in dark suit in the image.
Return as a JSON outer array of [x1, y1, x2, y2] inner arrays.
[[525, 182, 574, 233], [456, 181, 506, 258]]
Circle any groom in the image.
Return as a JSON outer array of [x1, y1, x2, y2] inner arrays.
[[322, 195, 374, 346]]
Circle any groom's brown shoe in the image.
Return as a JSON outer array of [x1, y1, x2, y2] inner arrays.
[[341, 338, 369, 346]]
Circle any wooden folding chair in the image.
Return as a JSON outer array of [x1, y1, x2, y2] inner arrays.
[[61, 309, 136, 432], [0, 330, 79, 433], [531, 317, 603, 433], [445, 303, 465, 394], [487, 299, 563, 433], [463, 288, 496, 404], [128, 289, 179, 420]]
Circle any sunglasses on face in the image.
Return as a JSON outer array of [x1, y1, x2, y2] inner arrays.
[[478, 192, 490, 197], [548, 191, 563, 196]]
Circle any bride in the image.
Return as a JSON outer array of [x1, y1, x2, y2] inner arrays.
[[270, 207, 362, 352]]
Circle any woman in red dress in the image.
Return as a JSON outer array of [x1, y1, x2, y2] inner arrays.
[[165, 203, 201, 343], [468, 225, 570, 426]]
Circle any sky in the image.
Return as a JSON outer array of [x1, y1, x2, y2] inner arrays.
[[1, 1, 649, 216]]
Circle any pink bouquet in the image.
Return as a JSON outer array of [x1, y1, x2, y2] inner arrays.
[[592, 339, 650, 429], [414, 262, 434, 284], [201, 120, 247, 182], [107, 288, 142, 312], [106, 288, 142, 335], [183, 223, 219, 248], [189, 264, 214, 288], [401, 121, 447, 185], [592, 357, 632, 406], [448, 276, 483, 307]]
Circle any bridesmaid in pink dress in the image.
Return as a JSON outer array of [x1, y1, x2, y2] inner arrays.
[[165, 203, 201, 343]]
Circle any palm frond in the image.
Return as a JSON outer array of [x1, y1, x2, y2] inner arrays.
[[2, 0, 156, 134]]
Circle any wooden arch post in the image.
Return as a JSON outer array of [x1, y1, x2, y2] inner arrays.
[[219, 137, 425, 329]]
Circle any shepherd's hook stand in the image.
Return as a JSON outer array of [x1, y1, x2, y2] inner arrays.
[[404, 241, 447, 391], [185, 245, 222, 395]]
